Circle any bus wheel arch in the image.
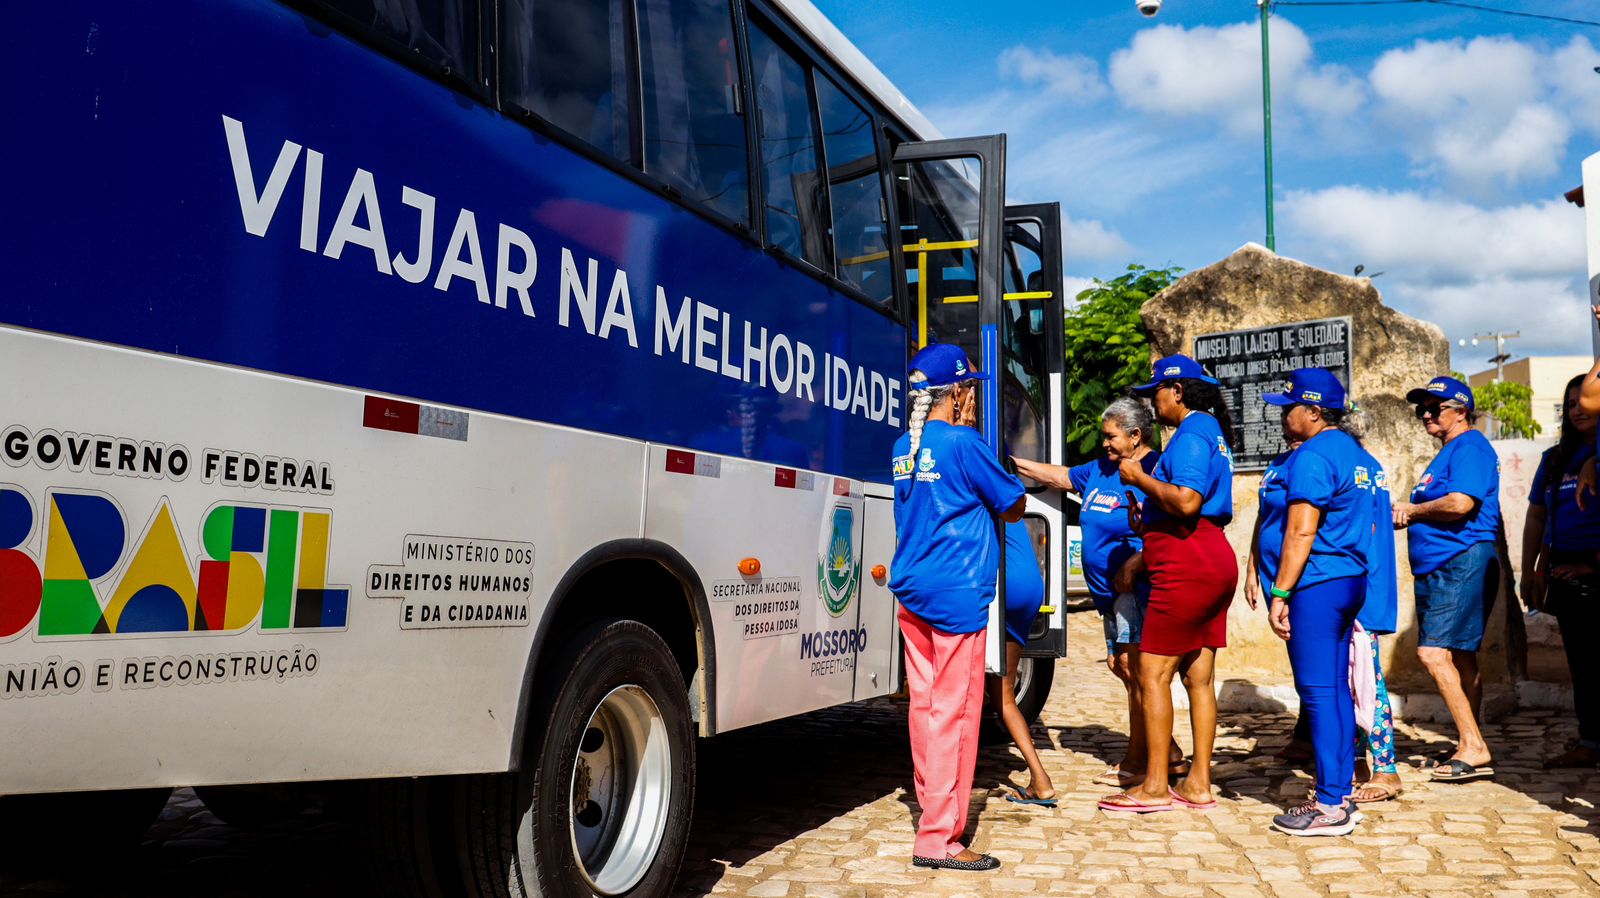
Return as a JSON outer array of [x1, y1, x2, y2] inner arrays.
[[511, 539, 716, 760]]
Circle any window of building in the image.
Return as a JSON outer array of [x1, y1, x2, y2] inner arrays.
[[638, 0, 751, 225], [747, 22, 828, 268], [500, 0, 634, 161], [815, 75, 892, 308]]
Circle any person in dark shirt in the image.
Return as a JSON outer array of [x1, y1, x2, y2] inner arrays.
[[1526, 374, 1600, 768]]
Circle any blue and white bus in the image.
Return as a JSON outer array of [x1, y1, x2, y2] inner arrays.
[[3, 1, 1071, 894]]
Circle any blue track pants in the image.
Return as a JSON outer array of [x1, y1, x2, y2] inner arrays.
[[1287, 575, 1364, 806]]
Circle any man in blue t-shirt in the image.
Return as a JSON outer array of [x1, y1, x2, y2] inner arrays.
[[1393, 376, 1500, 783]]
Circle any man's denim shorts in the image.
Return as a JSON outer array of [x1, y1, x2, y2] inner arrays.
[[1101, 591, 1147, 655], [1415, 540, 1499, 652]]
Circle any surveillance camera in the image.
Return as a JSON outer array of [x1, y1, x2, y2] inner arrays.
[[1136, 0, 1162, 17]]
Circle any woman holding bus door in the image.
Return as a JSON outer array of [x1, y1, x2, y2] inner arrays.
[[889, 343, 1026, 872]]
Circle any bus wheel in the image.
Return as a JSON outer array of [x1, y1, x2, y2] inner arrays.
[[980, 655, 1057, 744], [457, 619, 694, 898], [354, 777, 459, 898]]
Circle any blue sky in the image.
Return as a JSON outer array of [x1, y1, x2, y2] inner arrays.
[[814, 0, 1600, 371]]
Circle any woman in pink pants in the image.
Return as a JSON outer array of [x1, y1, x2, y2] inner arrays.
[[889, 343, 1027, 873]]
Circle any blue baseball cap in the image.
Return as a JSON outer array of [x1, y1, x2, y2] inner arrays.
[[1131, 354, 1219, 395], [908, 342, 990, 389], [1262, 367, 1347, 410], [1405, 376, 1475, 413]]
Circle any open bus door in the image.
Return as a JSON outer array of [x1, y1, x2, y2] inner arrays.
[[999, 203, 1068, 713], [888, 137, 1012, 677]]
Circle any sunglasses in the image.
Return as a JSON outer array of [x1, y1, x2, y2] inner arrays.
[[1414, 404, 1457, 419]]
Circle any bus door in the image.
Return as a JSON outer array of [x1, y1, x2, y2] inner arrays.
[[889, 136, 1010, 675], [1001, 203, 1067, 660]]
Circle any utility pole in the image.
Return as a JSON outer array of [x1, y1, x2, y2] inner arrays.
[[1259, 0, 1275, 252], [1458, 331, 1520, 439]]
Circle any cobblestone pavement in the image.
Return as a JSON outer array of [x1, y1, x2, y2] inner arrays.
[[5, 610, 1600, 897]]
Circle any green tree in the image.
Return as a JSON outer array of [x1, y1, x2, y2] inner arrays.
[[1062, 264, 1182, 461], [1473, 380, 1542, 440]]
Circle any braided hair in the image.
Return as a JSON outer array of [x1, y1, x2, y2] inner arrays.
[[905, 373, 956, 457]]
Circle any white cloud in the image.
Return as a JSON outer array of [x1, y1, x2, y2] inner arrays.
[[1283, 186, 1581, 279], [998, 46, 1106, 101], [1369, 35, 1578, 188], [1063, 214, 1134, 262], [1106, 19, 1365, 138], [1282, 186, 1589, 357], [1546, 36, 1600, 136]]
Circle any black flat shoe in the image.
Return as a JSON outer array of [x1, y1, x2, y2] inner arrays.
[[912, 854, 1002, 871]]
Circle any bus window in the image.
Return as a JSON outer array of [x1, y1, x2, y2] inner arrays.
[[893, 156, 983, 362], [639, 0, 751, 226], [747, 23, 829, 269], [501, 0, 634, 162], [308, 0, 476, 76], [816, 75, 893, 308], [1002, 219, 1049, 462]]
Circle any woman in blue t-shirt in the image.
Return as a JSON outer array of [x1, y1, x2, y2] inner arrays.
[[1258, 368, 1373, 837], [1016, 398, 1184, 788], [1525, 374, 1600, 768], [1393, 375, 1500, 784], [889, 343, 1025, 873], [1099, 355, 1238, 814]]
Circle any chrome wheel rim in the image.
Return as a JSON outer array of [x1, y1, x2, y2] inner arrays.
[[1014, 656, 1035, 704], [568, 685, 673, 895]]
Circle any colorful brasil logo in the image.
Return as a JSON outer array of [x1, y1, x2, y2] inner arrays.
[[0, 486, 348, 640]]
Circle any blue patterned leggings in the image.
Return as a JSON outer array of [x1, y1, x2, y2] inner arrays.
[[1358, 635, 1397, 775]]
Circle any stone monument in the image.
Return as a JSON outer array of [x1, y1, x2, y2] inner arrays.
[[1140, 243, 1518, 714]]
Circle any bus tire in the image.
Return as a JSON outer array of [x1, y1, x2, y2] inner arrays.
[[980, 655, 1056, 745], [355, 777, 458, 898], [456, 618, 695, 898]]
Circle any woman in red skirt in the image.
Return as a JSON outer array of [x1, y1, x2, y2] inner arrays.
[[1099, 354, 1239, 813]]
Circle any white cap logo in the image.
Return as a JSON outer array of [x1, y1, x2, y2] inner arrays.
[[1164, 366, 1182, 376], [1428, 382, 1446, 392]]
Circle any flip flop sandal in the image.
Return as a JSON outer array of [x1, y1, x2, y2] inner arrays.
[[1417, 749, 1455, 769], [1004, 785, 1058, 808], [1168, 786, 1217, 810], [1352, 780, 1403, 803], [1097, 792, 1176, 814], [1431, 760, 1494, 783]]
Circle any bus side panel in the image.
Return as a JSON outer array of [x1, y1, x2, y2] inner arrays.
[[644, 450, 868, 731], [4, 0, 905, 483], [0, 327, 646, 794]]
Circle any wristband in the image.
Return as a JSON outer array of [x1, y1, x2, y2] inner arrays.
[[1269, 586, 1292, 600]]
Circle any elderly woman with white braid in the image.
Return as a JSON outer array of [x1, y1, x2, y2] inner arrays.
[[890, 343, 1026, 873]]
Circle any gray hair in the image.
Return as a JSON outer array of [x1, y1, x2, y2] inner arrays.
[[1102, 397, 1155, 446], [905, 374, 956, 457]]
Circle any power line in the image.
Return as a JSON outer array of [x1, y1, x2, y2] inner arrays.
[[1274, 0, 1600, 27]]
